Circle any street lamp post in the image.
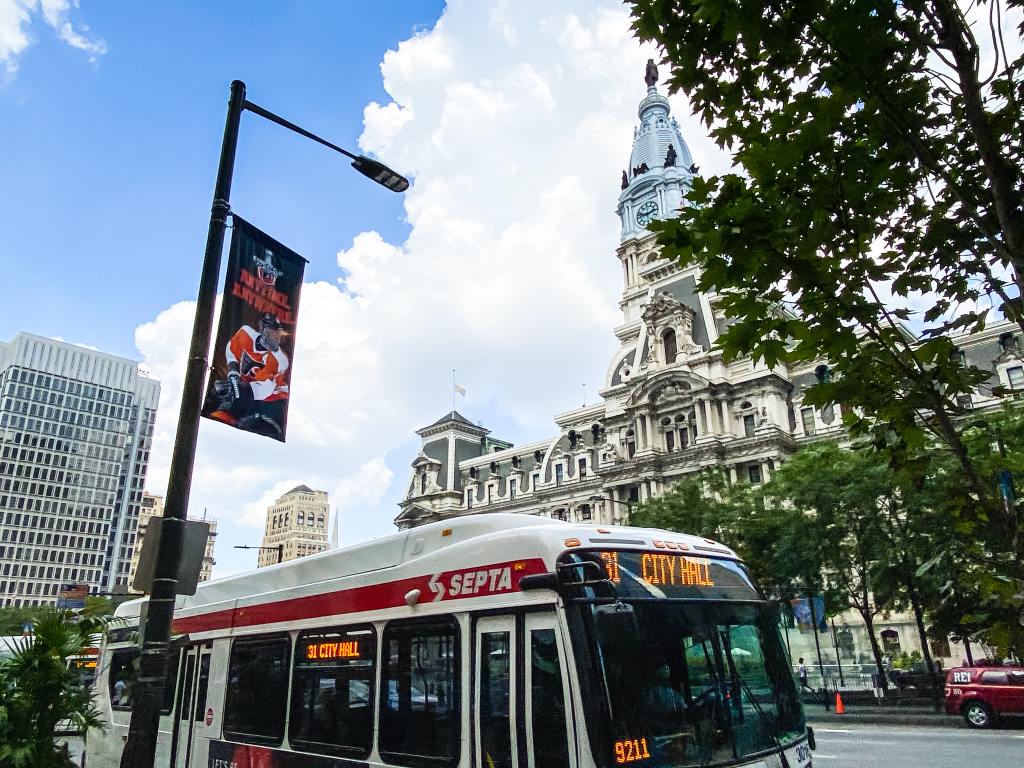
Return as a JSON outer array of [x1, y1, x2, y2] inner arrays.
[[120, 80, 407, 768], [234, 543, 284, 564]]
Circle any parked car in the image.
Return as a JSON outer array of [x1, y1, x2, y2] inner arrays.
[[944, 665, 1024, 728]]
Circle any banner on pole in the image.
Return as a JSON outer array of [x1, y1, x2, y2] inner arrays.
[[202, 215, 307, 442], [790, 596, 828, 633]]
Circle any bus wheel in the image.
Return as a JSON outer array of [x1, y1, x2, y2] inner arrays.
[[962, 701, 993, 729]]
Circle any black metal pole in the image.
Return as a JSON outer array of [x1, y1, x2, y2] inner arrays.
[[830, 617, 845, 687], [807, 593, 829, 711], [120, 80, 246, 768], [277, 543, 284, 563]]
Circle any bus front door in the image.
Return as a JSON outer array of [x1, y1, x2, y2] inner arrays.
[[523, 613, 574, 768], [172, 644, 212, 768], [476, 616, 518, 768], [475, 613, 576, 768]]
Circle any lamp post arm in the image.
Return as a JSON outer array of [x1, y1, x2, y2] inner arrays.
[[243, 99, 358, 160]]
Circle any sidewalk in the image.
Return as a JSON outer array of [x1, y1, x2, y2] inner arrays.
[[805, 703, 961, 728]]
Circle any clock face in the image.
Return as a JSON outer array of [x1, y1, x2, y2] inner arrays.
[[636, 200, 658, 226]]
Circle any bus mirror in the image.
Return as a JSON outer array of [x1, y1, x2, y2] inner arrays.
[[594, 602, 637, 653], [520, 573, 560, 592], [806, 726, 815, 750]]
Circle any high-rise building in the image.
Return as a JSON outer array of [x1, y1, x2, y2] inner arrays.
[[126, 492, 218, 587], [257, 485, 329, 568], [126, 492, 164, 588], [0, 332, 160, 607]]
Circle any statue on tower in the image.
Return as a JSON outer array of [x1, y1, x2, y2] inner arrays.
[[621, 170, 629, 190], [664, 145, 677, 167], [645, 59, 658, 88]]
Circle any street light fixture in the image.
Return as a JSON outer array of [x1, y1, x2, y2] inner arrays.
[[121, 81, 407, 768], [234, 543, 284, 564]]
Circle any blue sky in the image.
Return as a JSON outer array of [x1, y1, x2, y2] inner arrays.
[[1, 1, 726, 577], [1, 1, 442, 355]]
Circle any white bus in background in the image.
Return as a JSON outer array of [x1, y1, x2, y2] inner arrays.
[[87, 514, 812, 768]]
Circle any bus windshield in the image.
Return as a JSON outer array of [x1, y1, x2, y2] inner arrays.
[[570, 557, 804, 766]]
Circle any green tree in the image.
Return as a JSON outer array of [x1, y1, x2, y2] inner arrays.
[[0, 610, 110, 768], [765, 444, 896, 687], [628, 0, 1024, 585]]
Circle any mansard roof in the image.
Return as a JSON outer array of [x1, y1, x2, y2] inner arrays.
[[284, 484, 315, 496], [417, 410, 490, 436]]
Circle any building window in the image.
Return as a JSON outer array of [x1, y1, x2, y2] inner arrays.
[[626, 430, 636, 459], [748, 464, 762, 484], [1007, 365, 1024, 391], [743, 414, 755, 438], [880, 629, 901, 655], [662, 329, 678, 364], [665, 431, 675, 453], [578, 458, 587, 478], [224, 634, 291, 745], [379, 619, 460, 768], [420, 473, 427, 495], [509, 478, 517, 499], [800, 407, 816, 436], [290, 625, 376, 756], [555, 465, 564, 486], [579, 504, 592, 521]]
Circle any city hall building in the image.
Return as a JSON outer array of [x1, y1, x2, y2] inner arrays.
[[395, 66, 1018, 672]]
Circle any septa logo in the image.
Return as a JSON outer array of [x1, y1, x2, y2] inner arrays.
[[428, 574, 445, 602], [447, 566, 513, 597]]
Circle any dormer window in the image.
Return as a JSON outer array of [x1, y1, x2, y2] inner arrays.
[[663, 329, 678, 364], [420, 473, 427, 495]]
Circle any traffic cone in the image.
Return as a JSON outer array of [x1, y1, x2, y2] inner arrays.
[[835, 691, 846, 714]]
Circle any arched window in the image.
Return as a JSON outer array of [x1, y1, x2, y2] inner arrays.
[[420, 473, 427, 494], [663, 329, 678, 364], [881, 628, 901, 654], [625, 429, 637, 459], [297, 512, 304, 525]]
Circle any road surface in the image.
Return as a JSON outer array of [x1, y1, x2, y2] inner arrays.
[[809, 722, 1024, 767]]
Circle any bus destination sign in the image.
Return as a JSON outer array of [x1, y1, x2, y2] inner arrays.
[[303, 639, 361, 661], [591, 550, 760, 601]]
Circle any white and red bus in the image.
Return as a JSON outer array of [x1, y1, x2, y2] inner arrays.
[[87, 514, 812, 768]]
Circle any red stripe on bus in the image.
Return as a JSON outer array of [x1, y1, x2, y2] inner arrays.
[[171, 557, 547, 635]]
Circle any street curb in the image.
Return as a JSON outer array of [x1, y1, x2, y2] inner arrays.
[[807, 711, 963, 728]]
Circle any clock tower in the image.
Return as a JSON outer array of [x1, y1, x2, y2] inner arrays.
[[616, 60, 695, 243]]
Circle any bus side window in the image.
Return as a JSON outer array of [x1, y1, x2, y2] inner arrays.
[[109, 649, 140, 711], [223, 635, 291, 745], [379, 618, 461, 767], [290, 625, 377, 757]]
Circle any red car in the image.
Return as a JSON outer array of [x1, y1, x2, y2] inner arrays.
[[944, 665, 1024, 728]]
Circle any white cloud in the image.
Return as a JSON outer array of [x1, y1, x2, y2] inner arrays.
[[135, 0, 733, 576], [0, 0, 106, 77]]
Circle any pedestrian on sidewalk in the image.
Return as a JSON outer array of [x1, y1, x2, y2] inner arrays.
[[798, 658, 811, 692]]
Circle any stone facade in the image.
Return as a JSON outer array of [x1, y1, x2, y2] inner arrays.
[[258, 485, 329, 567], [395, 65, 1021, 669]]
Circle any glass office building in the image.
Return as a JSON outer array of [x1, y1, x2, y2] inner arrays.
[[0, 333, 160, 607]]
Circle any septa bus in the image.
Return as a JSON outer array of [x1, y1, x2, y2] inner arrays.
[[88, 514, 813, 768]]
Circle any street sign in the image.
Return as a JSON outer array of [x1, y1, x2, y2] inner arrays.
[[132, 518, 211, 596]]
